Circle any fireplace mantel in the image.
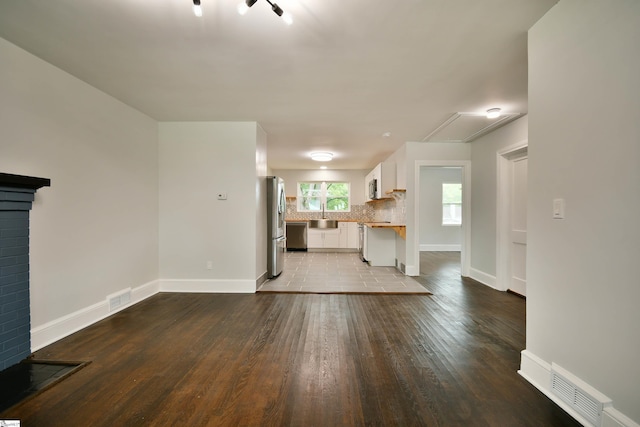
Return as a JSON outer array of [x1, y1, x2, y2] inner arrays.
[[0, 172, 51, 190]]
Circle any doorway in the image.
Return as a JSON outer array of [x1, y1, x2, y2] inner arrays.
[[412, 161, 471, 278], [497, 142, 528, 295], [418, 167, 463, 275]]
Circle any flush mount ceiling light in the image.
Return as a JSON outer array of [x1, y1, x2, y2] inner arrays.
[[237, 0, 292, 24], [310, 152, 333, 162], [192, 0, 202, 17], [486, 108, 502, 119]]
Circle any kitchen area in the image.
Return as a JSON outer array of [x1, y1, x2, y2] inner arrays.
[[260, 163, 427, 293], [281, 161, 405, 267]]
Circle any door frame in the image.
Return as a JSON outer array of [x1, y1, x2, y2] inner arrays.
[[496, 140, 528, 292], [412, 160, 471, 277]]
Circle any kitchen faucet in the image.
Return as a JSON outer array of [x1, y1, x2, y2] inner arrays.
[[322, 203, 326, 219]]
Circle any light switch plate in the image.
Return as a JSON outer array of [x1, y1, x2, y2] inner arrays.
[[217, 193, 227, 200], [553, 198, 565, 219]]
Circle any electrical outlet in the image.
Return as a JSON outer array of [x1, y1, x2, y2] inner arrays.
[[206, 261, 213, 270], [217, 193, 227, 200]]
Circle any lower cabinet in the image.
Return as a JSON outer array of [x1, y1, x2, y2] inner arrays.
[[339, 222, 359, 249], [308, 228, 340, 248], [308, 222, 359, 249]]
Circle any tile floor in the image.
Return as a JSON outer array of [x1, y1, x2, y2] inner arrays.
[[258, 251, 431, 294]]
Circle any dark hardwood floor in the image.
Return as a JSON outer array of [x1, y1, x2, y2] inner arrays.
[[1, 252, 580, 426]]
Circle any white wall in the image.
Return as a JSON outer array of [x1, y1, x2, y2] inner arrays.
[[419, 167, 462, 250], [469, 116, 528, 284], [0, 38, 159, 346], [158, 122, 262, 292], [272, 169, 368, 205], [525, 1, 640, 424], [255, 125, 268, 281]]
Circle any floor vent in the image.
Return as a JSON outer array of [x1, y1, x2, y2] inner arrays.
[[551, 364, 609, 427], [108, 289, 132, 312]]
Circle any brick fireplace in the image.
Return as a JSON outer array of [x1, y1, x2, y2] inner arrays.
[[0, 172, 50, 370]]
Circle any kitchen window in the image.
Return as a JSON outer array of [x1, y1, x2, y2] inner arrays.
[[442, 183, 462, 225], [297, 182, 350, 212]]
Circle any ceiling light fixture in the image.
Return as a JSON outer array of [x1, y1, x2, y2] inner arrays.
[[192, 0, 203, 17], [310, 152, 333, 162], [486, 108, 502, 119], [238, 0, 292, 25]]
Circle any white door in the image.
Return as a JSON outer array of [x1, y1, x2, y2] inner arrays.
[[509, 156, 528, 296]]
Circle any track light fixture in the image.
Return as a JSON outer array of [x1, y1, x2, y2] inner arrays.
[[237, 0, 292, 24], [192, 0, 202, 17]]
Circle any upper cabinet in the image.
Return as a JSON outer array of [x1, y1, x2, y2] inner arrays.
[[365, 161, 396, 201]]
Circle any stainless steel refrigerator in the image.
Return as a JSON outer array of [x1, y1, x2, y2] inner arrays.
[[267, 176, 286, 278]]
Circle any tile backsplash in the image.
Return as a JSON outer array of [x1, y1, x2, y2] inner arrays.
[[286, 192, 406, 224]]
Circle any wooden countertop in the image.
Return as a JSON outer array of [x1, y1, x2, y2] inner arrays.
[[285, 219, 406, 239], [285, 219, 362, 222]]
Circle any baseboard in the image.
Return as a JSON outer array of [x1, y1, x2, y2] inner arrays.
[[419, 244, 461, 251], [602, 408, 640, 427], [519, 350, 638, 427], [159, 279, 257, 293], [469, 267, 498, 289], [31, 279, 160, 352], [404, 264, 420, 276], [256, 272, 268, 288]]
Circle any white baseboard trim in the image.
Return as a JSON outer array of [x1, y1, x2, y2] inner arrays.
[[419, 244, 461, 252], [159, 279, 257, 293], [256, 272, 268, 288], [519, 350, 638, 427], [518, 350, 551, 392], [404, 264, 420, 276], [469, 268, 498, 289], [31, 279, 160, 352], [602, 408, 640, 427]]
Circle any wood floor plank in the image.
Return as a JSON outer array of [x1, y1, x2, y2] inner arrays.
[[1, 253, 581, 426]]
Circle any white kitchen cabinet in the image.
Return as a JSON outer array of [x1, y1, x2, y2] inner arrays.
[[364, 226, 396, 266], [338, 222, 359, 249], [308, 228, 341, 248]]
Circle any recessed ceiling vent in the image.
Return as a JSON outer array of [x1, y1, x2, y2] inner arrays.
[[422, 112, 522, 143], [550, 364, 611, 427]]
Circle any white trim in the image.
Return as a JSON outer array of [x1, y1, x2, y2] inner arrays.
[[31, 279, 160, 351], [419, 244, 461, 252], [405, 264, 420, 276], [518, 350, 594, 426], [159, 279, 256, 293], [519, 350, 638, 427], [518, 350, 551, 392], [414, 161, 471, 277], [603, 409, 640, 427], [468, 268, 497, 289], [496, 140, 528, 292]]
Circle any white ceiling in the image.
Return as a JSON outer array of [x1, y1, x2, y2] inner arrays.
[[0, 0, 557, 170]]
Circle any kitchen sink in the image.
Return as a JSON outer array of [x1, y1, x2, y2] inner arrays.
[[308, 219, 338, 229]]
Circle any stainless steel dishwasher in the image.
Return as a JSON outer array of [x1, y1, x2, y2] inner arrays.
[[286, 222, 308, 251]]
